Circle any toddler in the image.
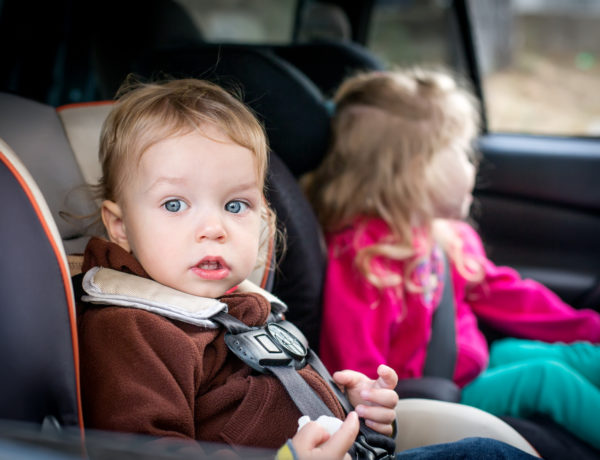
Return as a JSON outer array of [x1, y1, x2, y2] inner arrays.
[[75, 77, 398, 459]]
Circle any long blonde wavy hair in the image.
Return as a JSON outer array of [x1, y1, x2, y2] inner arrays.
[[304, 67, 483, 291]]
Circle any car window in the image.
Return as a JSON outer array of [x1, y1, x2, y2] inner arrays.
[[469, 0, 600, 137], [367, 0, 467, 74], [173, 0, 297, 44]]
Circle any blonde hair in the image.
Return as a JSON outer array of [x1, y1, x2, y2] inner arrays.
[[305, 67, 482, 290], [99, 77, 269, 202], [98, 77, 277, 266]]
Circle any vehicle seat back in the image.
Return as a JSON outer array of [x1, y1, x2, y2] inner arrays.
[[0, 138, 83, 433], [129, 44, 332, 178], [271, 40, 385, 97], [91, 0, 203, 100]]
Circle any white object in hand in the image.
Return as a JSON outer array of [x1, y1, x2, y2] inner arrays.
[[297, 415, 344, 436]]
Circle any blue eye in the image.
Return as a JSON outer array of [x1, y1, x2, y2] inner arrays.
[[225, 200, 248, 214], [163, 199, 188, 213]]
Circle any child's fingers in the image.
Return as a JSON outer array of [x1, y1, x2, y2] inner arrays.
[[355, 404, 397, 426], [292, 421, 331, 450], [320, 411, 360, 458], [364, 419, 395, 437], [360, 387, 399, 409], [332, 370, 364, 388], [375, 364, 398, 390]]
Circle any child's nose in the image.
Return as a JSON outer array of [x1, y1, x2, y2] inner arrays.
[[196, 215, 226, 242]]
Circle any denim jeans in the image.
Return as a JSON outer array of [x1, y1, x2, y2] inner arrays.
[[396, 437, 539, 459]]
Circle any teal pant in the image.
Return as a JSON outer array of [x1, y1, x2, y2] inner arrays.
[[461, 338, 600, 449]]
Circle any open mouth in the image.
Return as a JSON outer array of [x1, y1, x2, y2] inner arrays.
[[198, 260, 224, 270], [191, 257, 230, 280]]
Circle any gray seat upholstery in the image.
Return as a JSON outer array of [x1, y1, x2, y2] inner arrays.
[[0, 93, 100, 254]]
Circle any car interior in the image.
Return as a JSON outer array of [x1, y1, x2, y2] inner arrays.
[[1, 0, 599, 459]]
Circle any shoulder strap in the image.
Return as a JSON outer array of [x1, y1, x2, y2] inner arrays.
[[211, 311, 395, 459], [423, 251, 457, 379]]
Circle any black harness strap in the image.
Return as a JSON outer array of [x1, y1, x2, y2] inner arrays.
[[210, 311, 395, 459], [423, 252, 457, 379]]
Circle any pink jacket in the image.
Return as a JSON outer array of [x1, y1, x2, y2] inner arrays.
[[319, 218, 600, 387]]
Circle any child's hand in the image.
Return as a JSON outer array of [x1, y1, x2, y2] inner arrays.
[[290, 411, 359, 460], [332, 364, 398, 436]]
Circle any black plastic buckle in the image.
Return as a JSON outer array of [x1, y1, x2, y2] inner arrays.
[[352, 434, 395, 460], [224, 321, 309, 374]]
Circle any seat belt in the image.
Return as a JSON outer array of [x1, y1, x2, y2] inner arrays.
[[423, 251, 457, 379], [211, 312, 395, 459]]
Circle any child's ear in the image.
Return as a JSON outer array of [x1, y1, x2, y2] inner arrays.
[[101, 200, 131, 252]]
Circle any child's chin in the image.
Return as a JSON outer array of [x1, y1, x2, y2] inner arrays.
[[175, 282, 228, 299]]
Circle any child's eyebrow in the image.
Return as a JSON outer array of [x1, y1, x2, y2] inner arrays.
[[144, 176, 186, 193], [144, 177, 260, 195], [226, 180, 261, 195]]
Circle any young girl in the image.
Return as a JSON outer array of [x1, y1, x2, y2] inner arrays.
[[304, 68, 600, 450]]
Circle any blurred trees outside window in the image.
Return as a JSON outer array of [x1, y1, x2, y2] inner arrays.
[[470, 0, 600, 137], [368, 0, 599, 137]]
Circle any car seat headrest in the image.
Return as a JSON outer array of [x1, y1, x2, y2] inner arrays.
[[0, 138, 83, 432], [0, 93, 100, 254], [272, 40, 385, 98], [130, 44, 331, 177], [57, 101, 114, 188], [92, 0, 203, 100]]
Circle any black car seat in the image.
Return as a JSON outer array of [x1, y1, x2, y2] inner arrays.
[[0, 139, 84, 436], [271, 40, 385, 98], [90, 0, 203, 101], [129, 44, 331, 179]]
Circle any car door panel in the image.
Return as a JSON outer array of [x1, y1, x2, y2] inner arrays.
[[474, 133, 600, 311]]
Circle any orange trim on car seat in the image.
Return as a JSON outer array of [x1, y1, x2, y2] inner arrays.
[[0, 150, 86, 439], [56, 100, 114, 112]]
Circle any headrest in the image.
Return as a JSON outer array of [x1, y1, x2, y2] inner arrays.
[[130, 44, 332, 177], [57, 101, 114, 187], [272, 40, 385, 97], [91, 0, 203, 100], [0, 138, 83, 432], [0, 93, 100, 254]]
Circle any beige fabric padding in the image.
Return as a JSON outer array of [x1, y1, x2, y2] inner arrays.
[[80, 267, 286, 328], [394, 398, 540, 457], [57, 102, 113, 189]]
